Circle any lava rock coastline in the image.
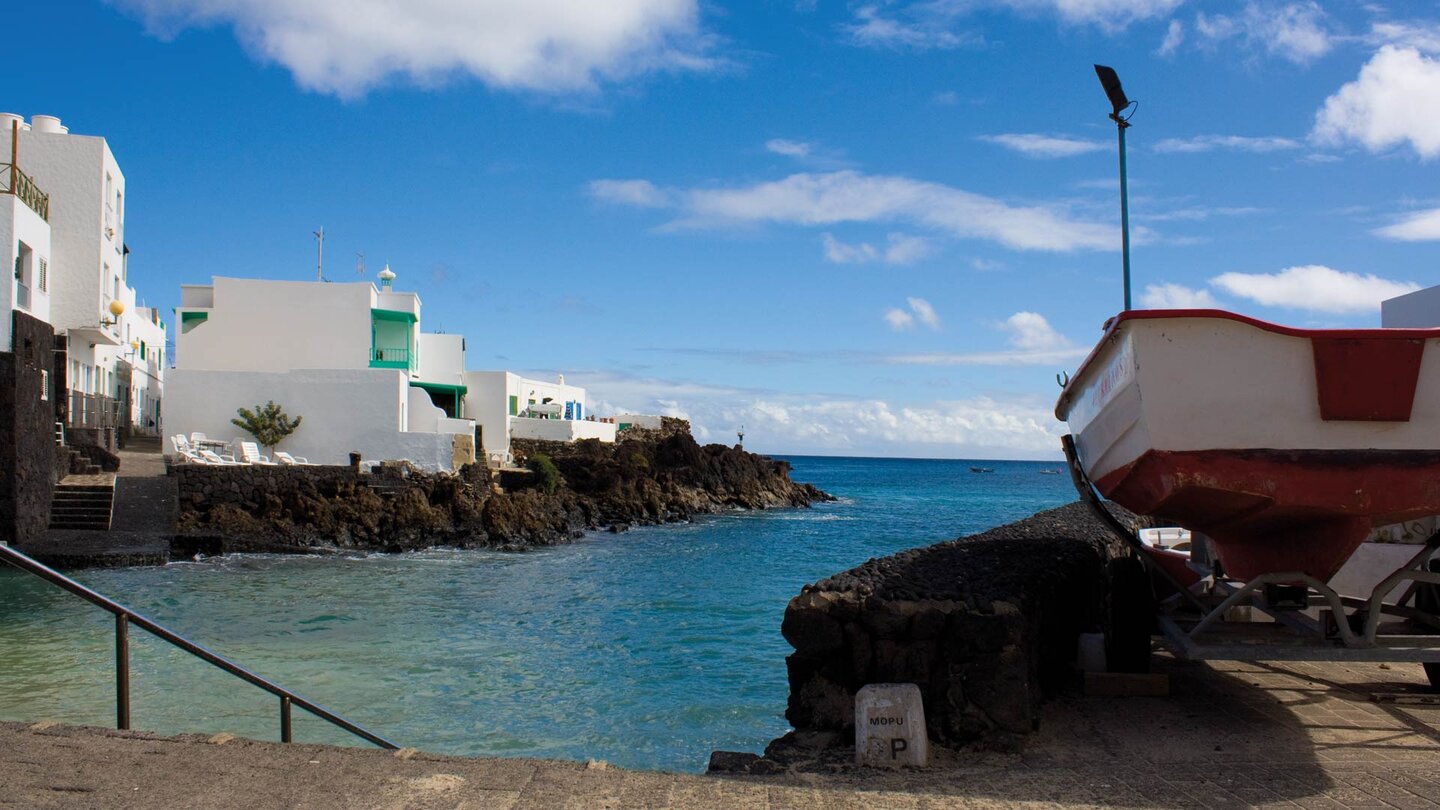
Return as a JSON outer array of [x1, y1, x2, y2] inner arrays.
[[174, 420, 832, 554]]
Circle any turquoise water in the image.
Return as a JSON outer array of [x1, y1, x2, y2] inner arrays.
[[0, 456, 1074, 772]]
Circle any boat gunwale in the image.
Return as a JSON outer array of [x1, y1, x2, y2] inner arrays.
[[1054, 308, 1440, 421]]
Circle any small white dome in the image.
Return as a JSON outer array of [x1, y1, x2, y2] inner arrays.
[[378, 264, 396, 281]]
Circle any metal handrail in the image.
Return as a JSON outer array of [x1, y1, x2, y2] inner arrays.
[[0, 543, 398, 750]]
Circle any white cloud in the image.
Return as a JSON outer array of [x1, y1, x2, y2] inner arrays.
[[1313, 46, 1440, 160], [1194, 2, 1333, 64], [884, 297, 941, 331], [821, 232, 935, 264], [1368, 22, 1440, 55], [1152, 134, 1303, 153], [883, 312, 1085, 367], [114, 0, 712, 97], [1375, 207, 1440, 241], [588, 179, 670, 207], [991, 0, 1184, 32], [908, 297, 941, 330], [765, 139, 812, 157], [672, 170, 1114, 252], [844, 4, 978, 50], [577, 368, 1068, 457], [1139, 283, 1218, 308], [1157, 19, 1184, 55], [884, 234, 935, 264], [1210, 264, 1420, 313], [978, 133, 1105, 158], [884, 308, 916, 330], [999, 311, 1068, 352]]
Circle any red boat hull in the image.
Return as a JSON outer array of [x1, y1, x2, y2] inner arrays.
[[1098, 449, 1440, 583]]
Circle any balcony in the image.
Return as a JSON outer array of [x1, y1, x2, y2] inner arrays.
[[1, 163, 49, 221], [371, 346, 413, 371], [67, 392, 121, 430]]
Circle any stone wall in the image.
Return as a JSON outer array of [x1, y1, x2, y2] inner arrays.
[[779, 501, 1132, 752], [0, 312, 58, 545], [175, 463, 365, 515]]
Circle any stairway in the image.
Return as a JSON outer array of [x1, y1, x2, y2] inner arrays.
[[49, 477, 116, 531]]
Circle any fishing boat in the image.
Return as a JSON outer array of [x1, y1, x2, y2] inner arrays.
[[969, 466, 994, 473], [1056, 309, 1440, 680], [1056, 309, 1440, 584]]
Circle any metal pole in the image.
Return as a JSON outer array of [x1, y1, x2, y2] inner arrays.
[[314, 227, 324, 282], [281, 695, 293, 743], [115, 614, 130, 730], [1117, 120, 1132, 311]]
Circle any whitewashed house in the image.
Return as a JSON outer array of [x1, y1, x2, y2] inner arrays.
[[463, 371, 616, 463], [168, 270, 478, 470], [6, 113, 164, 445], [0, 121, 52, 352]]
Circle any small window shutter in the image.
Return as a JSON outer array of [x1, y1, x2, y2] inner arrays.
[[38, 257, 47, 292]]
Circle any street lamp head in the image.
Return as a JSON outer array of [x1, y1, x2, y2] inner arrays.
[[1093, 64, 1130, 118]]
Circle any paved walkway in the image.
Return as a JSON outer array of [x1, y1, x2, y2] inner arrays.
[[3, 656, 1440, 808], [20, 437, 177, 567]]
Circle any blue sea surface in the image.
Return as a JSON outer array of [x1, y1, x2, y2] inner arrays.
[[0, 456, 1074, 772]]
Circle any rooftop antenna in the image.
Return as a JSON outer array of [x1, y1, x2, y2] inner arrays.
[[1094, 64, 1137, 311], [313, 227, 325, 281], [356, 250, 365, 276]]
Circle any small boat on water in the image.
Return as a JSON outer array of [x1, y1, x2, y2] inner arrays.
[[1056, 308, 1440, 584], [969, 466, 994, 473], [1039, 469, 1061, 475]]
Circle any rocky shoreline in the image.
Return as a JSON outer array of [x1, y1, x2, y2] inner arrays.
[[174, 420, 832, 555]]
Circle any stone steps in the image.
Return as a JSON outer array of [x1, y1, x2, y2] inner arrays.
[[49, 479, 116, 531]]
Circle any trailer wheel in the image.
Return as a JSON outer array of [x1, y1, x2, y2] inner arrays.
[[1105, 555, 1155, 674]]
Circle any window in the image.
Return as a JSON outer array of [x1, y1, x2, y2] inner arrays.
[[14, 242, 32, 310], [40, 370, 48, 402], [38, 257, 46, 292], [508, 395, 517, 416]]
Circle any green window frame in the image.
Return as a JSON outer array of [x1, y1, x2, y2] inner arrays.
[[508, 395, 518, 416]]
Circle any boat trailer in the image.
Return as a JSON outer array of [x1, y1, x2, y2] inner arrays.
[[1062, 435, 1440, 686]]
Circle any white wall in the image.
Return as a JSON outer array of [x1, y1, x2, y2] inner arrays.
[[510, 416, 617, 443], [17, 126, 121, 340], [614, 413, 663, 431], [0, 194, 53, 349], [166, 367, 468, 470], [177, 277, 376, 372], [415, 333, 466, 388], [1382, 286, 1440, 328], [463, 370, 514, 458]]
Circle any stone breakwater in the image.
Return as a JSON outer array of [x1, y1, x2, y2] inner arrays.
[[750, 501, 1136, 771], [175, 422, 831, 554]]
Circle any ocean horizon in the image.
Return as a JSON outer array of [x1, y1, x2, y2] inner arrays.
[[0, 455, 1077, 773]]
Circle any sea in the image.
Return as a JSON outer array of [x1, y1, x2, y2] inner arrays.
[[0, 455, 1075, 773]]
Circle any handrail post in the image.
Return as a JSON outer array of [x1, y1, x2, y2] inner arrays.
[[280, 695, 292, 743], [115, 614, 130, 730]]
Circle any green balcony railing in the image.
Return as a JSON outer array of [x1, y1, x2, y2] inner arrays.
[[370, 347, 413, 371], [2, 162, 49, 221]]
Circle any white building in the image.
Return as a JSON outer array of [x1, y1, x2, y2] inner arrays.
[[169, 272, 478, 470], [5, 113, 162, 443], [1382, 286, 1440, 328], [0, 122, 52, 351], [463, 371, 615, 462]]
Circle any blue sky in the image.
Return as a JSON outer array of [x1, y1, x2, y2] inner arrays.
[[12, 0, 1440, 458]]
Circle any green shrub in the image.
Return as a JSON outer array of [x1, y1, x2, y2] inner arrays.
[[231, 401, 302, 449], [527, 453, 562, 495]]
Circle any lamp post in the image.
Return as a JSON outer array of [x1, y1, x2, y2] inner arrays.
[[1094, 64, 1135, 311]]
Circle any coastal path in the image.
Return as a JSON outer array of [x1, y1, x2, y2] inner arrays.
[[4, 655, 1440, 808]]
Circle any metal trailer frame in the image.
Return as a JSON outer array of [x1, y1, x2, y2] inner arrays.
[[1062, 435, 1440, 668]]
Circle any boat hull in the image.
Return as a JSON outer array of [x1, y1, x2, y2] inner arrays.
[[1057, 310, 1440, 583]]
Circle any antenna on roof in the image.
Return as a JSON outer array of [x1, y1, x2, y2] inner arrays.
[[356, 251, 365, 276], [313, 227, 324, 281]]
